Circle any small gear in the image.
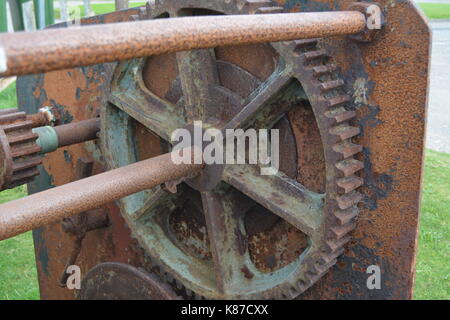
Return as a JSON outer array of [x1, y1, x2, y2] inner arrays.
[[0, 108, 42, 190]]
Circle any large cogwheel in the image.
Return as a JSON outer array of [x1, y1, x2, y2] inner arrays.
[[101, 0, 364, 299]]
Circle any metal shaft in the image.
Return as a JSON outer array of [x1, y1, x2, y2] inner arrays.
[[0, 149, 202, 241], [54, 118, 100, 147], [33, 118, 100, 153], [0, 11, 366, 77]]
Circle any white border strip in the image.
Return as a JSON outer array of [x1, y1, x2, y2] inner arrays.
[[0, 45, 6, 74]]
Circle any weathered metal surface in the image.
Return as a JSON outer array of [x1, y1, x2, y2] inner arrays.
[[0, 149, 203, 241], [78, 262, 179, 299], [13, 0, 429, 300], [58, 158, 110, 287], [0, 11, 367, 77]]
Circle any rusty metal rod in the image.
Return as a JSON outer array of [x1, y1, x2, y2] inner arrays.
[[54, 118, 100, 147], [0, 148, 202, 241], [0, 11, 366, 77], [33, 118, 100, 153]]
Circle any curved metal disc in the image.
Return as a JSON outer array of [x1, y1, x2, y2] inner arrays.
[[78, 262, 180, 300]]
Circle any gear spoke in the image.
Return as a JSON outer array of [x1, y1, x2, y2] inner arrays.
[[223, 164, 324, 235], [176, 49, 221, 123], [201, 190, 247, 294], [222, 66, 295, 130], [131, 186, 175, 221], [110, 60, 186, 141]]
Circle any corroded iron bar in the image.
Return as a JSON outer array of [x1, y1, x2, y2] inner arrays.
[[54, 118, 100, 148], [0, 11, 366, 77], [0, 149, 202, 240], [32, 118, 100, 153]]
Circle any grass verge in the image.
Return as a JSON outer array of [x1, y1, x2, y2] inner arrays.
[[54, 2, 146, 19], [414, 149, 450, 299], [0, 186, 38, 299], [418, 3, 450, 20]]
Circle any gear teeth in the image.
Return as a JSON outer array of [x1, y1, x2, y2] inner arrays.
[[303, 49, 329, 62], [245, 0, 274, 13], [2, 120, 34, 132], [0, 108, 17, 115], [325, 107, 356, 124], [279, 287, 298, 300], [138, 7, 147, 18], [184, 288, 193, 297], [320, 79, 344, 92], [194, 292, 204, 300], [329, 124, 360, 140], [12, 155, 42, 171], [280, 289, 297, 300], [312, 64, 337, 77], [289, 286, 300, 298], [334, 207, 359, 225], [317, 248, 344, 265], [8, 167, 40, 186], [309, 259, 337, 276], [175, 280, 184, 290], [337, 175, 363, 193], [0, 111, 26, 122], [325, 95, 351, 108], [335, 158, 364, 177], [296, 279, 309, 292], [294, 39, 319, 51], [255, 6, 283, 14], [8, 132, 39, 144], [10, 144, 41, 158], [331, 222, 357, 239], [326, 235, 351, 252], [131, 6, 148, 21], [336, 191, 363, 210], [332, 140, 363, 159], [165, 273, 174, 283]]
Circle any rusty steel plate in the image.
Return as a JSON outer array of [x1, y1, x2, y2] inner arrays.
[[16, 0, 430, 299]]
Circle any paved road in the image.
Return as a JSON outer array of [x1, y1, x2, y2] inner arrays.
[[426, 21, 450, 153]]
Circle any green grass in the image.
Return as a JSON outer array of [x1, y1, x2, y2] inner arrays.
[[0, 81, 449, 299], [0, 81, 18, 109], [414, 149, 450, 300], [418, 3, 450, 20], [54, 2, 146, 19], [0, 186, 38, 300]]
